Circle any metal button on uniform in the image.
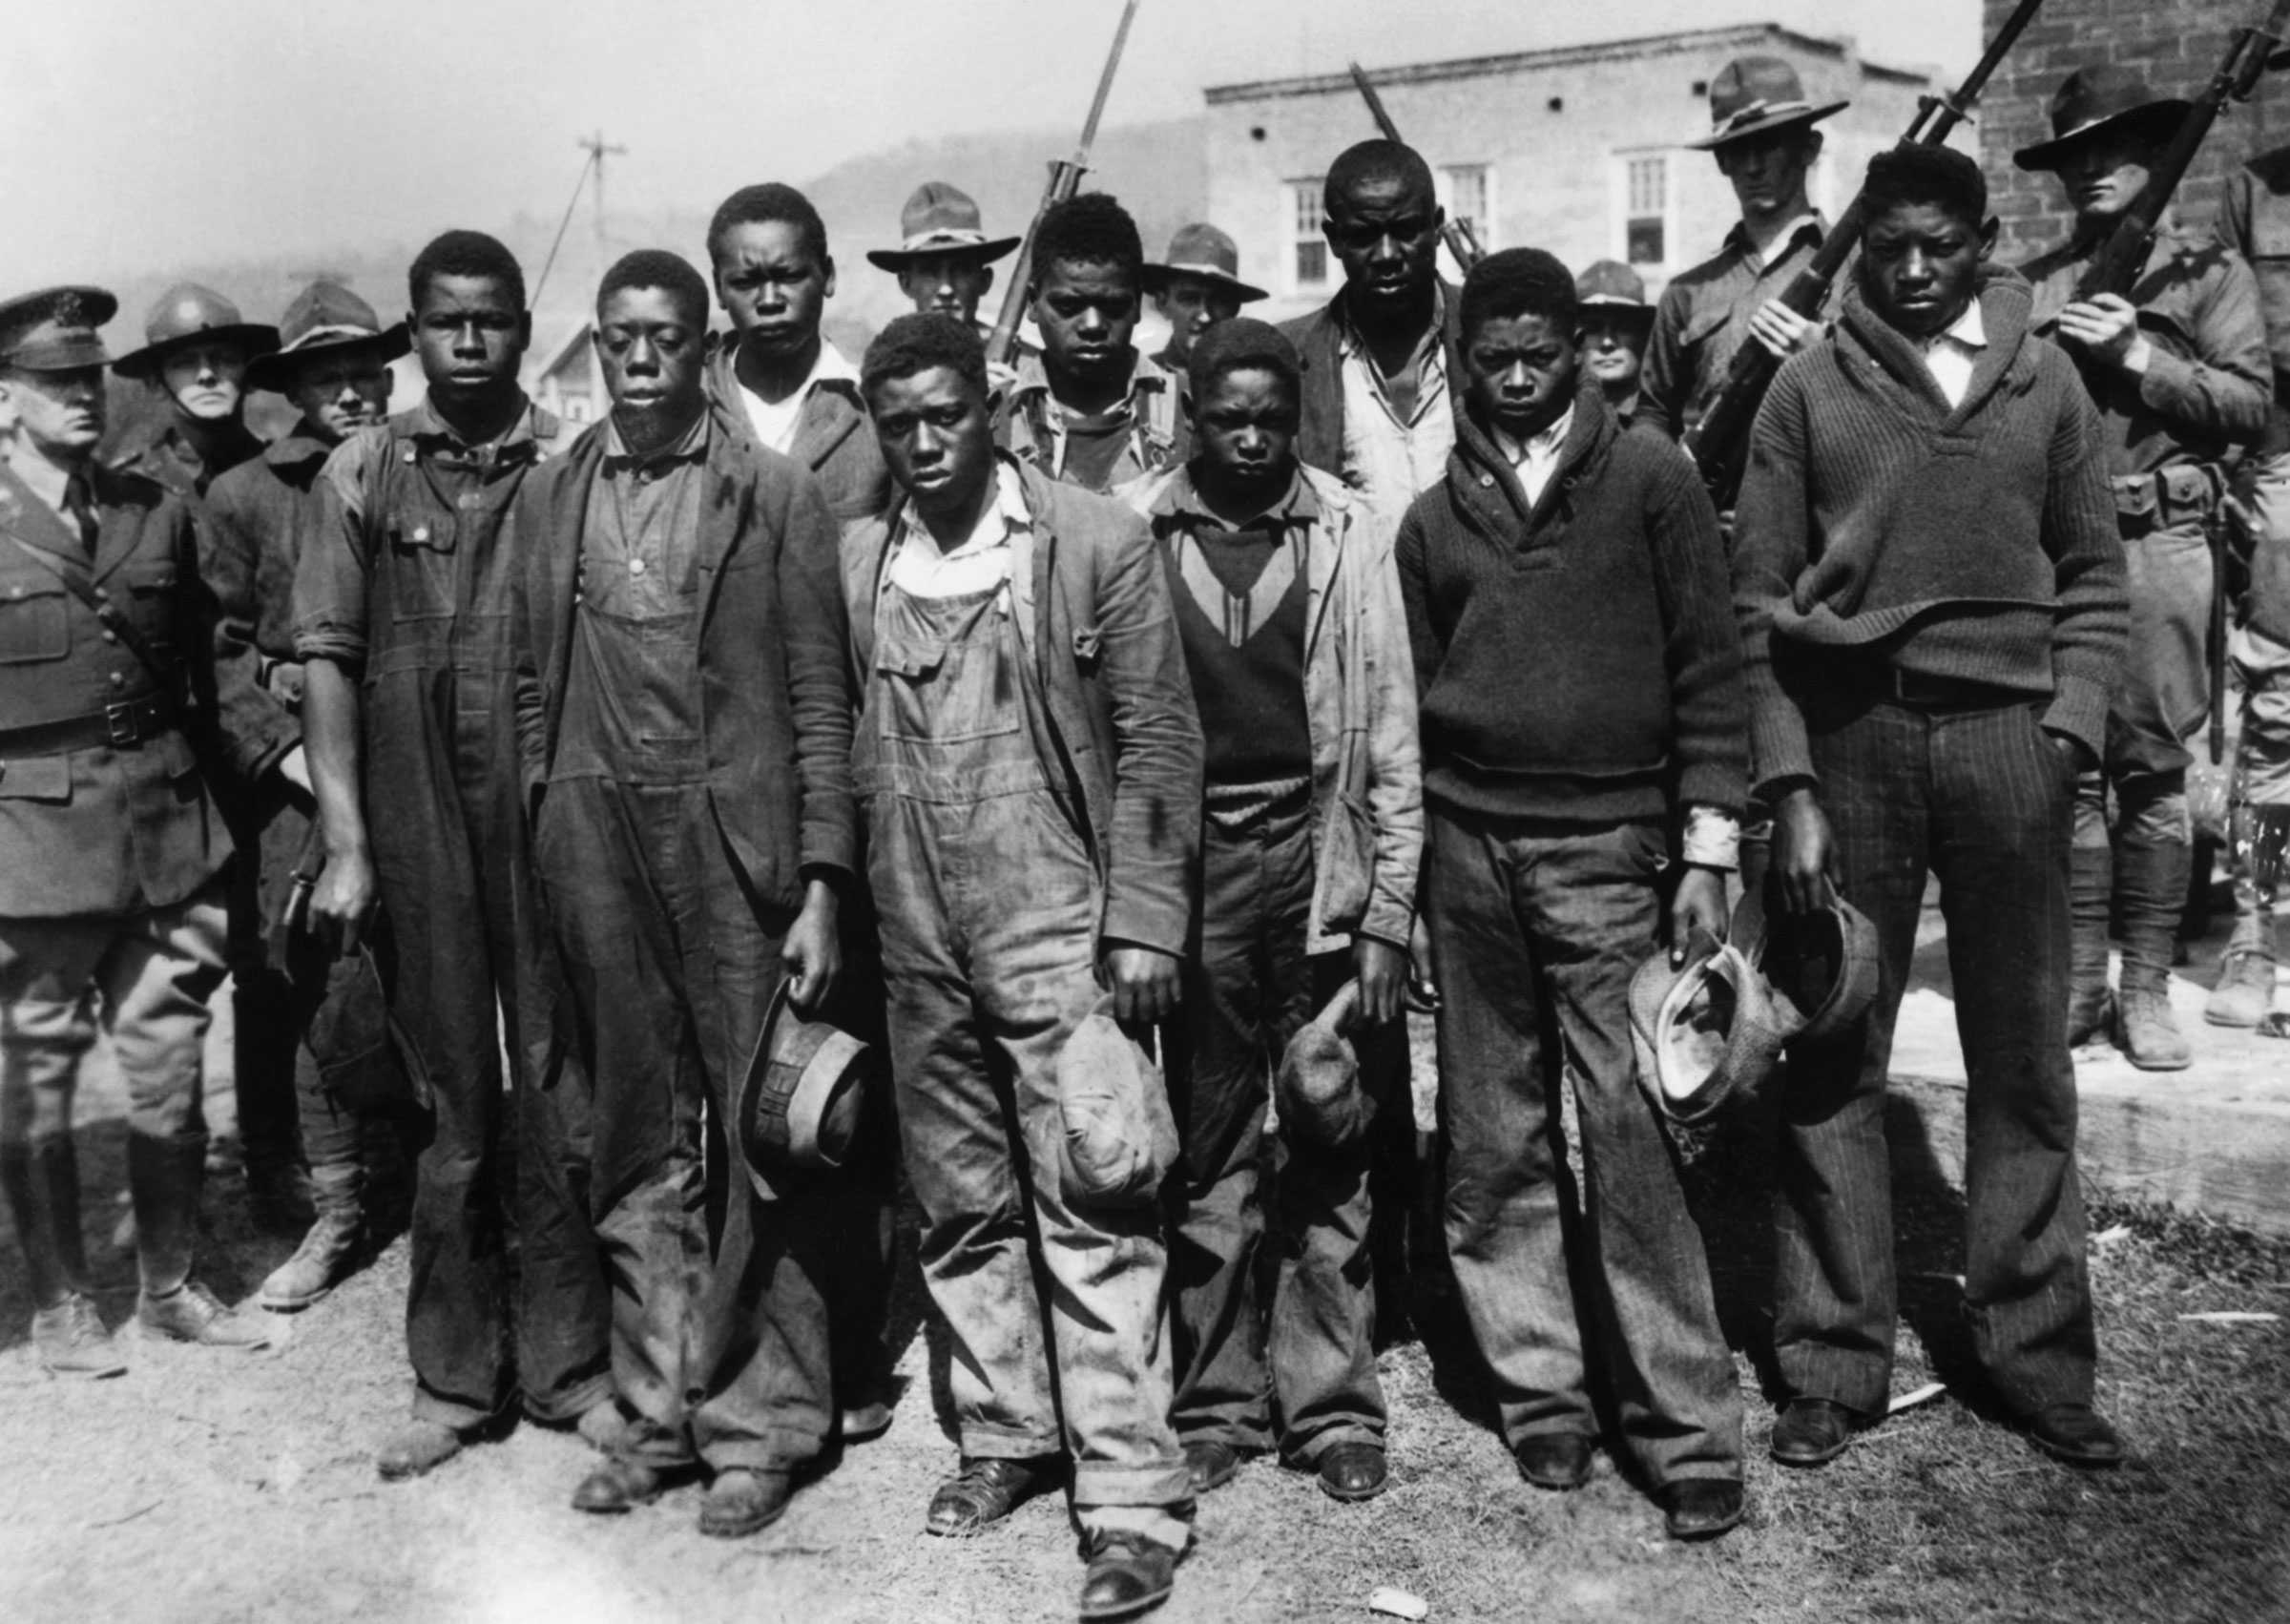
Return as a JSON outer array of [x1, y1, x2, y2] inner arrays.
[[629, 556, 648, 577], [102, 629, 117, 643], [412, 525, 430, 543], [9, 585, 22, 599], [109, 671, 125, 688], [1479, 473, 1494, 488]]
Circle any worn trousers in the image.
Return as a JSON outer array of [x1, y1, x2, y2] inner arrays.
[[535, 777, 834, 1474], [1779, 697, 2095, 1417], [1426, 809, 1741, 1486], [365, 671, 611, 1430], [1166, 796, 1384, 1463]]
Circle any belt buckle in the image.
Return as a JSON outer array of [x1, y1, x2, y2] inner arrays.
[[104, 700, 139, 747]]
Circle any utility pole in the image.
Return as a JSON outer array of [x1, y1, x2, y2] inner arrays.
[[578, 129, 627, 266]]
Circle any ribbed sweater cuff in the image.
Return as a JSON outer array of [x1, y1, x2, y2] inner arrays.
[[2040, 673, 2110, 760], [1748, 702, 1815, 800], [1676, 761, 1747, 819]]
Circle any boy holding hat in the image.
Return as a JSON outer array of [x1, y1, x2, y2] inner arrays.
[[0, 284, 302, 1371], [1117, 317, 1419, 1505], [203, 280, 409, 1303], [108, 283, 279, 499], [2017, 64, 2272, 1068], [1574, 260, 1655, 427], [510, 250, 853, 1538], [1144, 223, 1268, 372], [1639, 55, 1847, 443], [868, 180, 1021, 339]]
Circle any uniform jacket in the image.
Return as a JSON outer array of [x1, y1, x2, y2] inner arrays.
[[202, 420, 336, 752], [0, 458, 289, 917], [995, 347, 1187, 489], [704, 340, 890, 523], [1639, 217, 1839, 443], [106, 418, 267, 501], [2217, 146, 2290, 641], [842, 456, 1203, 957], [2022, 223, 2272, 476], [1279, 281, 1464, 478], [1118, 461, 1421, 955], [512, 400, 856, 906]]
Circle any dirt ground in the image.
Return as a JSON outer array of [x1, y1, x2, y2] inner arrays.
[[4, 1028, 2287, 1624]]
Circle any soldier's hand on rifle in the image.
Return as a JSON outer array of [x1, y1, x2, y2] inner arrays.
[[308, 843, 378, 957], [2055, 294, 2151, 372], [1748, 298, 1824, 361]]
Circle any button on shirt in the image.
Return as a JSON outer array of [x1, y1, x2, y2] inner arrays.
[[739, 340, 860, 457], [887, 459, 1030, 599], [1921, 300, 1986, 409], [1492, 405, 1576, 508], [1338, 290, 1456, 538]]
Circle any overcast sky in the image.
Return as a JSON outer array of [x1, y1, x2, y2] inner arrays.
[[3, 0, 1978, 293]]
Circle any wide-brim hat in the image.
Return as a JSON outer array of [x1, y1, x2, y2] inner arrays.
[[1056, 995, 1179, 1208], [1687, 54, 1848, 151], [866, 180, 1022, 271], [1142, 222, 1269, 303], [0, 285, 118, 372], [2012, 65, 2192, 172], [1629, 927, 1797, 1128], [1275, 979, 1370, 1150], [734, 983, 871, 1201], [1575, 259, 1655, 327], [247, 280, 410, 393], [1730, 881, 1880, 1047], [113, 282, 279, 380]]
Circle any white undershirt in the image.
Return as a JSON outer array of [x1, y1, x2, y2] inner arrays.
[[739, 339, 859, 455], [1921, 301, 1987, 408]]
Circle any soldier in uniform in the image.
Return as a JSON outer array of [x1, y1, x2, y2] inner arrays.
[[2018, 66, 2273, 1068], [1637, 56, 1847, 446], [296, 231, 617, 1479], [996, 193, 1185, 494], [203, 280, 410, 1306], [703, 183, 890, 522], [1574, 260, 1655, 428], [866, 181, 1021, 341], [0, 285, 301, 1372], [107, 284, 279, 499], [1142, 224, 1267, 373]]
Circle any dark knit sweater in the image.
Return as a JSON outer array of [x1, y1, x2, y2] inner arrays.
[[1731, 268, 2129, 795], [1396, 381, 1747, 822]]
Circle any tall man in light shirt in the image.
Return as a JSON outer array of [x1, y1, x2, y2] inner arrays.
[[705, 183, 889, 522], [847, 314, 1200, 1620], [1397, 250, 1750, 1543]]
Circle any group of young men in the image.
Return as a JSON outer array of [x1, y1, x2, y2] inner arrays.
[[4, 46, 2285, 1623]]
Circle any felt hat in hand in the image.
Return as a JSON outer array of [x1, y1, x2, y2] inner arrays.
[[1276, 979, 1371, 1150], [736, 983, 872, 1201], [1056, 995, 1179, 1208]]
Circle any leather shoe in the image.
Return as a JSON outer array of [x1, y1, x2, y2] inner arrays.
[[840, 1400, 894, 1445], [698, 1468, 792, 1537], [1077, 1529, 1180, 1620], [2027, 1403, 2125, 1468], [1317, 1441, 1389, 1502], [1769, 1399, 1856, 1468], [926, 1455, 1060, 1537], [1660, 1478, 1746, 1541], [572, 1457, 670, 1514], [377, 1419, 466, 1482], [1182, 1439, 1243, 1495], [1513, 1432, 1593, 1490]]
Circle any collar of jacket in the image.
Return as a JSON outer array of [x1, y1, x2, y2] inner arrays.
[[1721, 212, 1829, 264], [542, 396, 751, 619], [704, 339, 868, 463], [1443, 374, 1616, 538], [1006, 345, 1175, 412], [263, 419, 340, 471], [1837, 263, 2036, 421], [1138, 460, 1321, 529], [398, 391, 556, 458]]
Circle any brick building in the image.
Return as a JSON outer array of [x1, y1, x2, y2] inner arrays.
[[1200, 22, 1937, 319], [1980, 0, 2290, 259]]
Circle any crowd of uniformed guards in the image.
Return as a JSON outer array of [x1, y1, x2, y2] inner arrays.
[[5, 44, 2290, 1622]]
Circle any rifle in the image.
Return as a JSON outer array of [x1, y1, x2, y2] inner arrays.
[[983, 0, 1144, 369], [1347, 62, 1485, 272], [1680, 0, 2048, 507]]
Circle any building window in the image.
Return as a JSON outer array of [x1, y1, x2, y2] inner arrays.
[[1289, 178, 1328, 294], [1439, 163, 1494, 259], [1624, 155, 1668, 268]]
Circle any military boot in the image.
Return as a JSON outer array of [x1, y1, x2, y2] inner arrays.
[[2066, 845, 2114, 1047], [128, 1132, 276, 1349], [258, 1159, 362, 1311], [2113, 832, 2194, 1072], [3, 1138, 126, 1377]]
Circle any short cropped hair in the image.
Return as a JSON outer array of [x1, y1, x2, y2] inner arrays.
[[408, 230, 526, 313], [1323, 139, 1436, 217], [1862, 143, 1988, 231], [1032, 193, 1143, 285], [1186, 317, 1301, 404], [861, 312, 989, 405], [707, 183, 829, 269], [1459, 248, 1579, 341], [597, 250, 711, 328]]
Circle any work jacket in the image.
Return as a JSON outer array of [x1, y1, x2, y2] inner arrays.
[[1118, 461, 1420, 955], [842, 456, 1203, 957], [995, 348, 1186, 490], [704, 340, 890, 523], [1278, 280, 1464, 478]]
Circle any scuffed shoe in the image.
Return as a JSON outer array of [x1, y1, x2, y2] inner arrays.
[[2066, 984, 2112, 1049], [377, 1419, 467, 1482], [1316, 1441, 1389, 1502], [926, 1455, 1060, 1537], [697, 1468, 792, 1537], [1661, 1478, 1746, 1540], [575, 1401, 630, 1455], [572, 1456, 671, 1513], [838, 1399, 893, 1445], [2116, 987, 2193, 1072], [1181, 1440, 1243, 1495], [2027, 1402, 2125, 1468], [136, 1280, 276, 1349], [31, 1294, 126, 1378], [1077, 1529, 1180, 1621], [258, 1206, 361, 1311], [2205, 948, 2279, 1030]]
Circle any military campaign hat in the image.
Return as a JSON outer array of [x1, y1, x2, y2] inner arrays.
[[246, 280, 409, 394], [1574, 260, 1655, 327], [865, 181, 1022, 270], [113, 282, 280, 379], [0, 285, 118, 371], [1687, 55, 1849, 151], [2011, 66, 2193, 172], [1142, 222, 1269, 303]]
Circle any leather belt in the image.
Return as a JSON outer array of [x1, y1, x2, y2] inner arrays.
[[0, 697, 178, 757], [1847, 665, 2027, 712]]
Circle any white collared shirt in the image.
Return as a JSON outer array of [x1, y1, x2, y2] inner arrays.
[[1921, 301, 1987, 408], [1493, 405, 1575, 508], [739, 339, 859, 456], [887, 460, 1030, 599], [1337, 295, 1455, 539]]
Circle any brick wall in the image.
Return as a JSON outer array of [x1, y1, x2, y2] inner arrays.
[[1981, 0, 2290, 259]]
